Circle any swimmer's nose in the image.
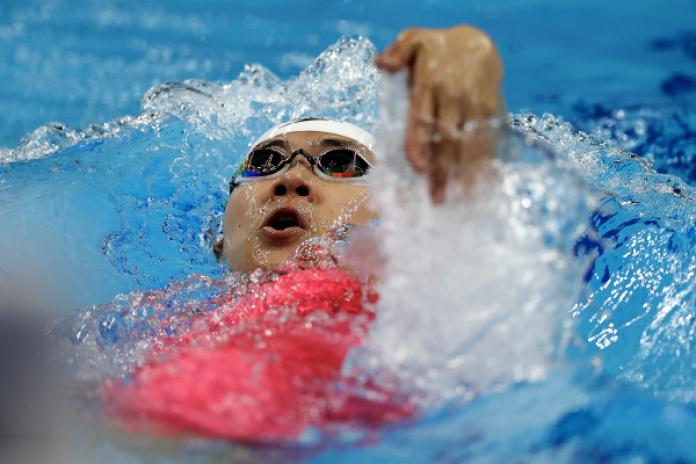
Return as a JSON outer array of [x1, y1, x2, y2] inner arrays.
[[272, 169, 314, 200]]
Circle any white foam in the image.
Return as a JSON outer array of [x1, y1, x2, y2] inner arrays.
[[344, 75, 595, 405]]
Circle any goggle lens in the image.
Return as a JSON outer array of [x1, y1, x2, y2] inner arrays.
[[241, 149, 285, 177], [238, 148, 371, 180], [317, 149, 370, 178]]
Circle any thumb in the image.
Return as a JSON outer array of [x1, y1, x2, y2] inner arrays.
[[375, 29, 422, 73]]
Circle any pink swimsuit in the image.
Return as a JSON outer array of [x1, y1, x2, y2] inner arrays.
[[103, 267, 412, 443]]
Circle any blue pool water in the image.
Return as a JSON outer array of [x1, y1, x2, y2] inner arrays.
[[1, 0, 695, 462]]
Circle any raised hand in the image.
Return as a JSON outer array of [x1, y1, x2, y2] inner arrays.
[[376, 25, 505, 202]]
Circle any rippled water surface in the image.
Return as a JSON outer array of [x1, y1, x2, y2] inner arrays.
[[1, 1, 695, 463]]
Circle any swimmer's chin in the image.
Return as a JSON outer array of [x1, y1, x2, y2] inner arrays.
[[248, 243, 305, 274], [251, 230, 311, 271]]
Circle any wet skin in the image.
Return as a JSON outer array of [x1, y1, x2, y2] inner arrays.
[[222, 131, 379, 272], [376, 25, 505, 202]]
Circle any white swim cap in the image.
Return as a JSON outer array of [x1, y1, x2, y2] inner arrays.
[[251, 118, 375, 151]]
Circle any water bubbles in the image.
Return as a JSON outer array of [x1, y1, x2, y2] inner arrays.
[[571, 105, 696, 184], [98, 311, 123, 346], [72, 320, 91, 346], [334, 78, 598, 407], [513, 112, 696, 402]]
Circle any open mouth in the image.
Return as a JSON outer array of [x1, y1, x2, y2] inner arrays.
[[266, 209, 302, 230], [260, 207, 307, 242]]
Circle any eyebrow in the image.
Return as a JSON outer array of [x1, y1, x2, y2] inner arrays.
[[315, 138, 358, 149], [253, 136, 365, 154], [253, 139, 290, 151]]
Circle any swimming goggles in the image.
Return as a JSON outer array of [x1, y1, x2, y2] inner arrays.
[[229, 146, 372, 192]]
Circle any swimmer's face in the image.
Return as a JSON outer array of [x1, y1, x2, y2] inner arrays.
[[222, 131, 378, 272]]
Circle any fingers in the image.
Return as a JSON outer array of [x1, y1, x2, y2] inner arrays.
[[379, 25, 505, 205], [405, 81, 434, 173], [429, 92, 463, 203], [375, 29, 423, 72], [454, 125, 497, 196], [429, 140, 453, 204], [378, 28, 439, 174]]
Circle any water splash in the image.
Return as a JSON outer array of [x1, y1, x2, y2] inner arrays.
[[571, 104, 696, 183], [4, 34, 694, 462], [343, 77, 596, 406], [56, 272, 240, 386], [512, 113, 696, 402]]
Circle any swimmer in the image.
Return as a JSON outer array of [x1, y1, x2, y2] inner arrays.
[[217, 24, 504, 271], [104, 24, 505, 444]]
